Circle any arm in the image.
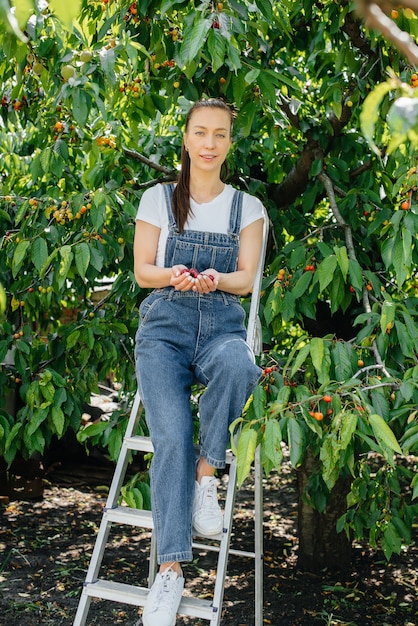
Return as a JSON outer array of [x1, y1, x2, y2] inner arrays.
[[217, 218, 265, 296], [133, 220, 199, 291], [193, 218, 264, 296], [133, 220, 171, 288]]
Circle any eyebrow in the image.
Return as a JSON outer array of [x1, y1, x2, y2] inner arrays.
[[192, 125, 229, 131]]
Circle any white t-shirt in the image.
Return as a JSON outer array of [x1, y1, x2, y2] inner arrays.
[[136, 183, 265, 267]]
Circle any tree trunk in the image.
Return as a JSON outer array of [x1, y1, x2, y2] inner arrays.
[[296, 450, 352, 572]]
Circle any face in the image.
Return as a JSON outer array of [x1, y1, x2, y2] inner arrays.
[[183, 107, 232, 174]]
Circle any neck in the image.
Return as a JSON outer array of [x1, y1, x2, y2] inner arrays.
[[189, 171, 225, 204]]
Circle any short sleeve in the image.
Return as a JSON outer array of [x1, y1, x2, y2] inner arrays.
[[135, 184, 166, 227], [241, 193, 265, 230]]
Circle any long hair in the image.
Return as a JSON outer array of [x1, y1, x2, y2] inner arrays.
[[172, 98, 235, 233]]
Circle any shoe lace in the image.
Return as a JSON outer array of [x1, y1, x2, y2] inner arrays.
[[200, 479, 219, 511], [149, 569, 179, 611]]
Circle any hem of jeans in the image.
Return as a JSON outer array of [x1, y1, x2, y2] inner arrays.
[[199, 449, 226, 469], [158, 551, 193, 565]]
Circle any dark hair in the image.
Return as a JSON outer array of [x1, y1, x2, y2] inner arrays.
[[172, 99, 235, 233]]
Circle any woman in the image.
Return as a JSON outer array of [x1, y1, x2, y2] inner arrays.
[[134, 98, 265, 626]]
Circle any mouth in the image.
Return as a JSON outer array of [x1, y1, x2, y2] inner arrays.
[[200, 154, 217, 161]]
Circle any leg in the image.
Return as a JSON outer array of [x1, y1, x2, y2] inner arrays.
[[136, 338, 195, 564], [194, 334, 261, 466], [191, 335, 261, 536]]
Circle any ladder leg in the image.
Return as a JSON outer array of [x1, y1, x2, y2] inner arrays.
[[209, 460, 238, 626], [73, 391, 143, 626], [254, 446, 263, 626], [73, 588, 92, 626], [73, 517, 113, 626], [148, 530, 158, 587]]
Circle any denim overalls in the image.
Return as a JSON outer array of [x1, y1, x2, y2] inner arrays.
[[135, 184, 261, 564]]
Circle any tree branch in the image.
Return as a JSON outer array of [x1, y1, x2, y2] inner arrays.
[[122, 147, 175, 175], [356, 1, 418, 65], [318, 171, 391, 376], [268, 137, 324, 207]]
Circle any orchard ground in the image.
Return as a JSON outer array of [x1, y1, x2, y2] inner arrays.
[[0, 446, 417, 626]]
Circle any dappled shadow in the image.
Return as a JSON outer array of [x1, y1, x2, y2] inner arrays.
[[0, 458, 417, 626]]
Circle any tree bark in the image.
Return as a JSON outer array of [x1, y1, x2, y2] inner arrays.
[[296, 450, 352, 572]]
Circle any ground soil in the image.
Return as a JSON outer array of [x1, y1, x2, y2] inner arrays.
[[0, 451, 417, 626]]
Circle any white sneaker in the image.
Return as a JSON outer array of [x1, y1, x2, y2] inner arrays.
[[142, 567, 184, 626], [192, 475, 223, 536]]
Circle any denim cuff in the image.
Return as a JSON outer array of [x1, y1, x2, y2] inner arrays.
[[199, 448, 226, 469], [158, 551, 193, 565]]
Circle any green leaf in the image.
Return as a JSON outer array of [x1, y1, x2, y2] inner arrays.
[[412, 473, 418, 500], [31, 237, 48, 272], [401, 424, 418, 453], [207, 28, 226, 73], [99, 46, 116, 85], [0, 0, 28, 41], [391, 237, 406, 287], [348, 258, 363, 294], [290, 342, 310, 378], [287, 418, 304, 468], [338, 412, 358, 450], [252, 384, 267, 420], [369, 414, 402, 455], [27, 407, 49, 437], [334, 245, 349, 281], [262, 419, 283, 468], [332, 342, 354, 381], [12, 240, 30, 277], [54, 139, 69, 162], [236, 427, 258, 487], [40, 380, 55, 403], [244, 68, 260, 85], [72, 89, 90, 126], [56, 245, 73, 291], [271, 384, 291, 416], [317, 255, 338, 293], [380, 300, 396, 334], [255, 0, 273, 21], [310, 337, 325, 378], [49, 0, 82, 27], [320, 436, 339, 490], [291, 270, 312, 298], [179, 17, 212, 67], [360, 80, 395, 155], [381, 521, 402, 560], [40, 247, 59, 278], [66, 329, 80, 349], [75, 242, 90, 280], [282, 290, 296, 322]]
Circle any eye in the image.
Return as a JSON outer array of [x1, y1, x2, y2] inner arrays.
[[195, 131, 204, 135], [217, 133, 226, 138]]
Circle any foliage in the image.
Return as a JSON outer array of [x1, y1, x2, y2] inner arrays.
[[0, 0, 417, 561]]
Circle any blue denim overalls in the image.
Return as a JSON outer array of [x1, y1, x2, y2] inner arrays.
[[135, 184, 261, 564]]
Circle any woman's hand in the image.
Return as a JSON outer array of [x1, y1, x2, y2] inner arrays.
[[170, 266, 219, 292]]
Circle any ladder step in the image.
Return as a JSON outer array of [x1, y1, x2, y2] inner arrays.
[[104, 506, 228, 543], [104, 506, 153, 528], [124, 435, 235, 464], [124, 435, 154, 452], [83, 579, 215, 619]]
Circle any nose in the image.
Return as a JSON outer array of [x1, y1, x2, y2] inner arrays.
[[204, 134, 216, 149]]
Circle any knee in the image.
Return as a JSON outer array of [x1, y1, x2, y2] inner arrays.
[[151, 426, 194, 457], [217, 339, 260, 380]]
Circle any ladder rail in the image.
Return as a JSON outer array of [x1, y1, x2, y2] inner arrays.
[[73, 206, 269, 626]]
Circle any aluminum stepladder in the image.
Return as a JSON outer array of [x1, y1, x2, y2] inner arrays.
[[73, 208, 269, 626]]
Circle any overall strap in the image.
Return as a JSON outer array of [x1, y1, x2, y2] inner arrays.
[[228, 190, 243, 236], [162, 183, 178, 232]]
